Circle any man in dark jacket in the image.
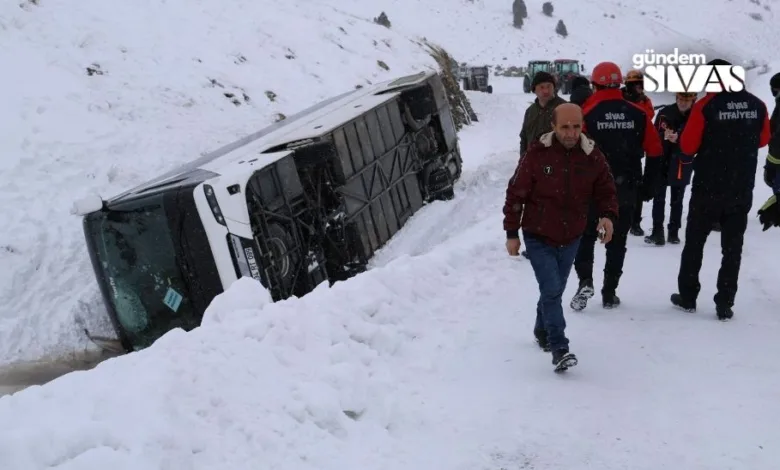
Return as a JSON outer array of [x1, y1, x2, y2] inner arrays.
[[519, 71, 567, 157], [622, 70, 655, 119], [504, 103, 618, 372], [569, 75, 593, 107], [570, 61, 664, 311], [671, 59, 771, 320], [757, 73, 780, 231], [517, 71, 567, 259], [758, 127, 780, 230], [769, 72, 780, 132], [644, 92, 697, 245], [622, 69, 656, 237]]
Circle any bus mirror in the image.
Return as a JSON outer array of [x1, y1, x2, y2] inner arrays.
[[71, 193, 104, 216]]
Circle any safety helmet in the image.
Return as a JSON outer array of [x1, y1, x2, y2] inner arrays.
[[625, 69, 644, 83], [591, 62, 623, 87]]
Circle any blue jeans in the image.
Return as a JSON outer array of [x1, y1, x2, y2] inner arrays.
[[523, 232, 581, 352]]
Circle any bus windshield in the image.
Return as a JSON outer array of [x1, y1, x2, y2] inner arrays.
[[85, 196, 201, 350]]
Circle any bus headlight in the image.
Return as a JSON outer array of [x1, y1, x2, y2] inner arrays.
[[203, 184, 226, 226]]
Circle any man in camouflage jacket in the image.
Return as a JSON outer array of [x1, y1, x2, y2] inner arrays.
[[519, 71, 567, 157]]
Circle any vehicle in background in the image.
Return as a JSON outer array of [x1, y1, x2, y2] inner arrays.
[[551, 59, 585, 94], [522, 60, 553, 93], [461, 65, 493, 93]]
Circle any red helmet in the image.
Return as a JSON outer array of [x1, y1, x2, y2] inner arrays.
[[591, 61, 623, 87]]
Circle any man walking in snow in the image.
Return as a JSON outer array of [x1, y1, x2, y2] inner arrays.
[[503, 103, 618, 371], [643, 92, 697, 246], [517, 71, 567, 259], [670, 58, 771, 320], [570, 61, 664, 311]]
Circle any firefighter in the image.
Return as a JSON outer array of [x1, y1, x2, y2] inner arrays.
[[570, 61, 663, 310], [622, 69, 656, 237], [670, 59, 771, 320], [622, 69, 655, 118], [644, 92, 697, 245], [758, 84, 780, 231]]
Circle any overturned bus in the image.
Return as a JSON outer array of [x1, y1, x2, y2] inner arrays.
[[73, 70, 463, 353]]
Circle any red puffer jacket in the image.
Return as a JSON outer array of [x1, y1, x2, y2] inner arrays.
[[503, 131, 619, 246]]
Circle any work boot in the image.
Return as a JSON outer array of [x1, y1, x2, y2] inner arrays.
[[570, 278, 595, 311], [644, 226, 666, 246], [716, 304, 734, 321], [667, 227, 680, 244], [630, 223, 645, 236], [602, 291, 621, 309], [552, 348, 577, 372], [670, 293, 696, 312]]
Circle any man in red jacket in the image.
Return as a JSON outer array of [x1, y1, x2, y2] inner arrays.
[[503, 103, 619, 372]]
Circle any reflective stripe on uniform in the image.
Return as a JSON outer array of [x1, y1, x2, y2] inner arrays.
[[760, 194, 777, 211], [768, 153, 780, 164]]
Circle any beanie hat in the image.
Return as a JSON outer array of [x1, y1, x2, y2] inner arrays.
[[770, 72, 780, 90], [532, 71, 556, 90], [571, 75, 590, 89]]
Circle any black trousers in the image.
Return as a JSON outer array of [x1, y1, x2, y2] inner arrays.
[[652, 184, 686, 230], [574, 201, 634, 295], [631, 190, 644, 227], [677, 192, 750, 307]]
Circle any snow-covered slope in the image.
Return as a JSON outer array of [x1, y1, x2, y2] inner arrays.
[[2, 76, 780, 469], [0, 0, 442, 366], [324, 0, 778, 69]]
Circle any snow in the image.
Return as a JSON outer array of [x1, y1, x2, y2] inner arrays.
[[2, 73, 780, 468], [2, 0, 780, 468], [320, 0, 779, 69]]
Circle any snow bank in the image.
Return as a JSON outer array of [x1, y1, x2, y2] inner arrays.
[[0, 245, 485, 470], [0, 0, 439, 365]]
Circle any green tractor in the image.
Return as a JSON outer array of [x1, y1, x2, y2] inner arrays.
[[523, 60, 553, 93], [551, 59, 585, 95]]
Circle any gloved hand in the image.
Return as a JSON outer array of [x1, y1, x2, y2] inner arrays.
[[757, 194, 780, 231]]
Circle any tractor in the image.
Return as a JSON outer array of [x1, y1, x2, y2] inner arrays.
[[461, 65, 493, 93], [522, 60, 553, 93], [551, 59, 585, 94]]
